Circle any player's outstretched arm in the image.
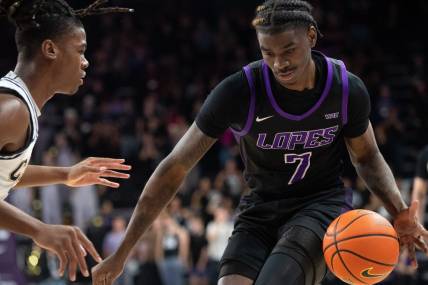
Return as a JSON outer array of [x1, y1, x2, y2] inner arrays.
[[345, 122, 428, 266], [345, 122, 406, 217], [91, 122, 217, 285], [16, 157, 131, 188], [0, 200, 102, 281], [0, 94, 131, 189]]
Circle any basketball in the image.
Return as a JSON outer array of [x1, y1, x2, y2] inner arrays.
[[323, 209, 399, 285]]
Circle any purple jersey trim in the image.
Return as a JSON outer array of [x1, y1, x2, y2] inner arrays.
[[231, 65, 256, 137], [338, 60, 349, 125], [262, 55, 333, 121]]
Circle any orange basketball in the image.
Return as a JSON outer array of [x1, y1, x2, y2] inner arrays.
[[323, 209, 399, 285]]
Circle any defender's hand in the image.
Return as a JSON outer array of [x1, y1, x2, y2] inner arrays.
[[91, 254, 124, 285], [33, 224, 102, 281], [393, 200, 428, 267], [65, 157, 131, 188]]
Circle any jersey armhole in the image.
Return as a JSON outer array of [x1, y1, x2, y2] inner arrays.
[[230, 65, 256, 139], [0, 88, 33, 158]]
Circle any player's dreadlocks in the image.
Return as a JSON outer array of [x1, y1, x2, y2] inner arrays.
[[252, 0, 322, 36], [0, 0, 133, 58]]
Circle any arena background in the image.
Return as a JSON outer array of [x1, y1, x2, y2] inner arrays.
[[0, 0, 427, 284]]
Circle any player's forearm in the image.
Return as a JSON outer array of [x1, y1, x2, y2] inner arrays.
[[354, 151, 406, 218], [0, 200, 43, 238], [16, 165, 69, 188], [114, 157, 188, 263]]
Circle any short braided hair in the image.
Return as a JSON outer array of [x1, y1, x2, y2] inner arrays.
[[252, 0, 321, 36]]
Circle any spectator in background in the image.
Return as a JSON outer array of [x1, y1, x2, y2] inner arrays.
[[154, 212, 190, 285], [190, 177, 216, 225], [85, 200, 116, 270], [411, 146, 428, 226], [167, 195, 188, 226], [103, 216, 127, 258], [40, 149, 62, 226], [71, 182, 99, 232], [206, 207, 234, 285], [214, 159, 245, 207], [187, 214, 209, 285], [133, 231, 164, 285], [102, 216, 128, 285]]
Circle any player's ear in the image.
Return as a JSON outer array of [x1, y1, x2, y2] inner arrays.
[[307, 26, 317, 48], [40, 39, 59, 60]]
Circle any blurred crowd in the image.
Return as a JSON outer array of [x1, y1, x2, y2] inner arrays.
[[0, 0, 427, 284]]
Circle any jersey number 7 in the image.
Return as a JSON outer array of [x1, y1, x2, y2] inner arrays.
[[284, 152, 312, 185]]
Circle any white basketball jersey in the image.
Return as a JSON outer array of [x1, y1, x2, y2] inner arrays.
[[0, 71, 40, 200]]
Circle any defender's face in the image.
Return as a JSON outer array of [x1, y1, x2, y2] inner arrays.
[[257, 27, 315, 88], [54, 26, 89, 95]]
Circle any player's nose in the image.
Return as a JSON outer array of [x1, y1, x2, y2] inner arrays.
[[274, 58, 290, 70], [82, 56, 89, 69]]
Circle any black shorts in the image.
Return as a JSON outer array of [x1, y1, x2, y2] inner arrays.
[[219, 187, 353, 281]]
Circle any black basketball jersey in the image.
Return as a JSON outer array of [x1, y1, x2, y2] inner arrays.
[[231, 52, 349, 198]]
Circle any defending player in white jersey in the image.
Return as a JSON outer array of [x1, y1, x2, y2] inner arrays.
[[0, 0, 133, 281]]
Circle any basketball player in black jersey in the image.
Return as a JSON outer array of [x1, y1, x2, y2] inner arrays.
[[92, 1, 428, 284], [0, 0, 132, 281]]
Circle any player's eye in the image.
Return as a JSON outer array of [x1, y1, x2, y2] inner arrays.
[[285, 48, 295, 55]]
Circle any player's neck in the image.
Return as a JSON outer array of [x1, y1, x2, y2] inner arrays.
[[14, 60, 55, 111]]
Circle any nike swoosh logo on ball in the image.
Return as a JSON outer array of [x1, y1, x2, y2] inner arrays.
[[361, 267, 384, 278]]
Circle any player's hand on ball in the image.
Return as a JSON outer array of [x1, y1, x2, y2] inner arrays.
[[33, 223, 102, 282], [91, 254, 124, 285], [393, 200, 428, 267], [65, 157, 131, 188]]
